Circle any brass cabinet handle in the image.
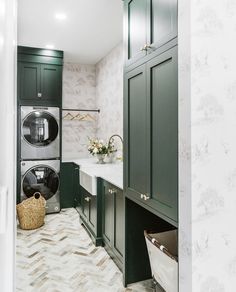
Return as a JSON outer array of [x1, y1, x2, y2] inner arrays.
[[140, 44, 153, 52], [143, 194, 150, 200], [108, 188, 116, 194], [140, 193, 150, 200], [140, 44, 147, 51]]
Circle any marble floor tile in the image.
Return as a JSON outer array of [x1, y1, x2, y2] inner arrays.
[[16, 208, 155, 292]]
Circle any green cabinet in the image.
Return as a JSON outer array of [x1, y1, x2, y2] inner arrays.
[[60, 163, 79, 209], [102, 181, 124, 271], [17, 46, 63, 106], [124, 46, 178, 225], [79, 186, 103, 246], [81, 188, 97, 233], [124, 0, 177, 67]]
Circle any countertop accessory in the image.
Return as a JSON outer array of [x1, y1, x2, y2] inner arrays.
[[17, 192, 46, 230], [108, 134, 123, 162]]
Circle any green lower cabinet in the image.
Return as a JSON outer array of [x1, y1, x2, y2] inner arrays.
[[102, 180, 124, 271], [60, 163, 79, 209], [79, 186, 103, 247]]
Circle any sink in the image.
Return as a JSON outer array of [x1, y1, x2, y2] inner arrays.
[[79, 169, 97, 196]]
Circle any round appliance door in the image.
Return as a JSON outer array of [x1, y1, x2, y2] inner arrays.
[[22, 165, 59, 200], [22, 111, 59, 147]]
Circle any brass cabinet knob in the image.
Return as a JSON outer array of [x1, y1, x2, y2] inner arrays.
[[84, 197, 90, 202]]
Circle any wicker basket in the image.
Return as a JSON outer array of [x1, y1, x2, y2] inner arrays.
[[17, 192, 46, 230]]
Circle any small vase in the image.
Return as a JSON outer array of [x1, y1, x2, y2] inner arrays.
[[96, 154, 106, 164]]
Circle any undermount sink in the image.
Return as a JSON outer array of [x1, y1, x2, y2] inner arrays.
[[79, 169, 97, 196]]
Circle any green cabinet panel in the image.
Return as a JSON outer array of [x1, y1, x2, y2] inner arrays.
[[124, 46, 178, 225], [125, 0, 147, 66], [103, 185, 114, 244], [148, 0, 177, 52], [79, 185, 103, 246], [148, 46, 178, 221], [102, 181, 124, 271], [19, 62, 41, 101], [124, 0, 177, 68], [41, 64, 62, 102], [60, 163, 79, 209], [124, 64, 150, 200], [114, 188, 124, 257]]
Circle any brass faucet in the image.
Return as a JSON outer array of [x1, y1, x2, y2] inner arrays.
[[108, 134, 123, 161]]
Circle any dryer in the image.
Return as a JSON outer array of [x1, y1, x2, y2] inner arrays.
[[20, 106, 60, 160], [21, 160, 60, 214]]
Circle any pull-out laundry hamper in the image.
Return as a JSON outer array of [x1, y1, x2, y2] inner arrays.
[[144, 229, 178, 292], [17, 192, 46, 230]]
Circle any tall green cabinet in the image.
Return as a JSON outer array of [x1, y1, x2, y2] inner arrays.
[[123, 0, 178, 286]]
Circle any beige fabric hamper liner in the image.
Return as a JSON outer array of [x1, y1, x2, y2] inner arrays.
[[16, 192, 46, 230], [144, 229, 178, 292]]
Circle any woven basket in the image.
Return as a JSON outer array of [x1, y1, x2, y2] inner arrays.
[[17, 192, 46, 230]]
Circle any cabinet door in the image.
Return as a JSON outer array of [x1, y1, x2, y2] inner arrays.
[[124, 64, 150, 200], [19, 62, 41, 101], [124, 0, 148, 66], [82, 192, 90, 220], [88, 195, 97, 232], [147, 0, 177, 52], [103, 184, 114, 245], [114, 188, 124, 257], [40, 64, 62, 103], [147, 46, 178, 222], [74, 165, 81, 211], [60, 163, 75, 208]]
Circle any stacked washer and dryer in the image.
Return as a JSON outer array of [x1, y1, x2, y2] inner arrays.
[[20, 106, 61, 213]]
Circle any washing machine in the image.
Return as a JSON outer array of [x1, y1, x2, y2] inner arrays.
[[21, 160, 60, 214], [20, 106, 60, 160]]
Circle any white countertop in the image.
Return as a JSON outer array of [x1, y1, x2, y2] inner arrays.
[[62, 158, 123, 190]]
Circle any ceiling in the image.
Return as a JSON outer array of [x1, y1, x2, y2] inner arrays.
[[18, 0, 123, 64]]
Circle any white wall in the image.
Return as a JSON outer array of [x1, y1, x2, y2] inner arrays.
[[0, 0, 17, 291], [179, 0, 236, 290]]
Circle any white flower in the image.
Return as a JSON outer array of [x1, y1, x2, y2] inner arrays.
[[93, 148, 98, 154]]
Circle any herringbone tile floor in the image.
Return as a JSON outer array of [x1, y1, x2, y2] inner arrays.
[[16, 208, 154, 292]]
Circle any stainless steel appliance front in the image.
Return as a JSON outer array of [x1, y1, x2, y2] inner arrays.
[[20, 160, 60, 214], [20, 106, 60, 159]]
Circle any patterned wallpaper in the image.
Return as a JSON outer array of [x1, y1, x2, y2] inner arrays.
[[62, 63, 97, 159], [95, 43, 123, 141], [179, 0, 236, 291], [62, 44, 123, 160]]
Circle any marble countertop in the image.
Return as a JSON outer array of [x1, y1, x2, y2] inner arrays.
[[62, 158, 123, 190]]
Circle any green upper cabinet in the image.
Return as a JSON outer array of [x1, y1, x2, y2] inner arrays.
[[40, 64, 62, 103], [124, 0, 177, 68], [124, 0, 148, 66], [124, 46, 178, 225], [17, 46, 63, 106], [18, 62, 41, 101]]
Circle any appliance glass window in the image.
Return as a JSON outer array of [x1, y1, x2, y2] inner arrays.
[[22, 165, 59, 200], [22, 111, 59, 147]]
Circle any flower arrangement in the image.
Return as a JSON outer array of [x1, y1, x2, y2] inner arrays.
[[88, 138, 115, 156]]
